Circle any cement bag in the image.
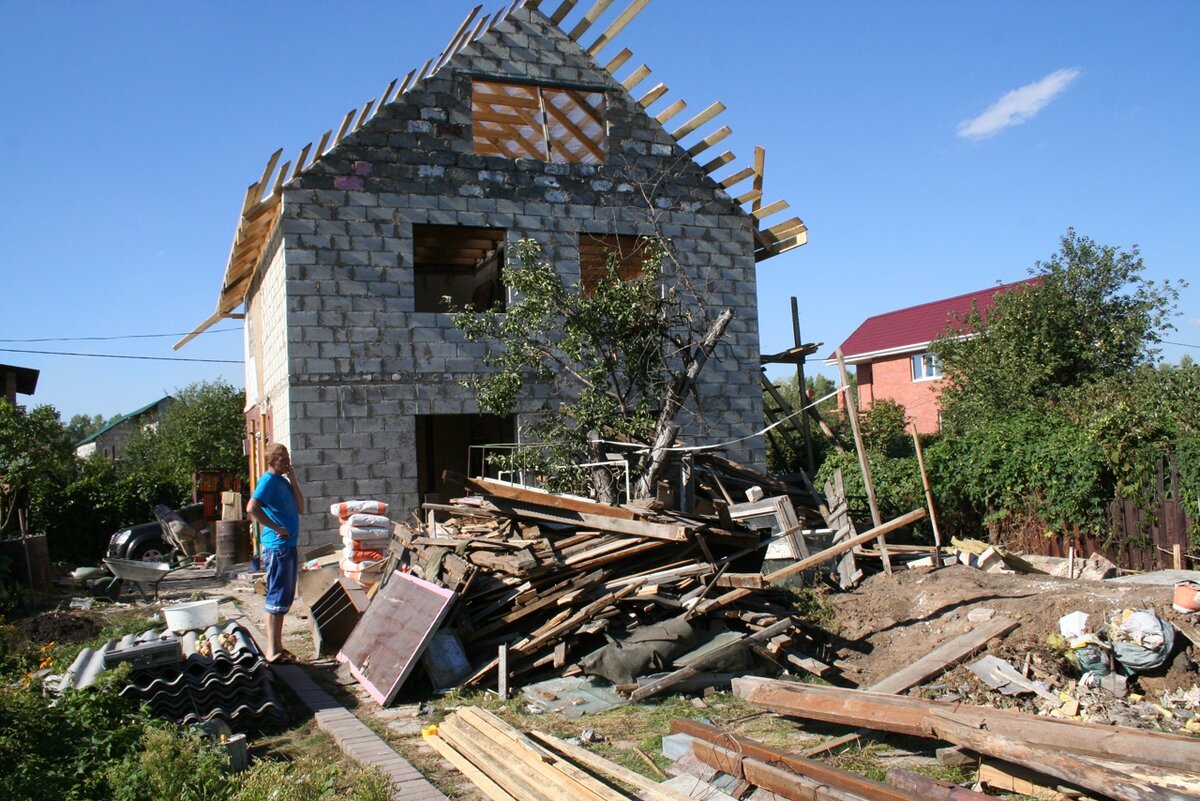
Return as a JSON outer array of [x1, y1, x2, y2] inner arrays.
[[342, 546, 385, 563], [339, 523, 391, 540], [329, 500, 389, 517], [1109, 608, 1175, 675], [343, 512, 390, 528], [341, 557, 385, 573], [345, 536, 391, 551]]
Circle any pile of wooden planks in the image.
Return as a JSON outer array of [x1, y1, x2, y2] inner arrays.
[[387, 471, 866, 695], [425, 706, 694, 801]]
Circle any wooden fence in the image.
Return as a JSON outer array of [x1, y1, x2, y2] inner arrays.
[[1015, 459, 1194, 572]]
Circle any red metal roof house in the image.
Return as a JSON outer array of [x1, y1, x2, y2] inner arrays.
[[826, 280, 1036, 433]]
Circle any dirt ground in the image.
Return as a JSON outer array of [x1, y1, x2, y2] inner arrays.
[[823, 563, 1197, 696]]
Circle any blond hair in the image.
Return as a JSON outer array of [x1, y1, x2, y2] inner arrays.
[[265, 442, 289, 463]]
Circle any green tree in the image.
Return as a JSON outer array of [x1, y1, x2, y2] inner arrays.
[[0, 401, 75, 539], [934, 229, 1182, 432], [451, 238, 728, 500], [121, 381, 247, 498], [64, 413, 109, 445]]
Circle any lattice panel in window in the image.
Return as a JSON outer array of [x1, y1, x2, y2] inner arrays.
[[472, 80, 606, 164]]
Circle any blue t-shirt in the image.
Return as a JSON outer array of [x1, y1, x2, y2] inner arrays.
[[251, 472, 299, 551]]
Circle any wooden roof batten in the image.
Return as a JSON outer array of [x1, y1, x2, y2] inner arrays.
[[179, 0, 806, 350]]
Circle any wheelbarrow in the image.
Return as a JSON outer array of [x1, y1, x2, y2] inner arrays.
[[100, 557, 191, 602]]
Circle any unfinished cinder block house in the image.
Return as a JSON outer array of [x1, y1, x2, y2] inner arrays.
[[179, 0, 807, 548]]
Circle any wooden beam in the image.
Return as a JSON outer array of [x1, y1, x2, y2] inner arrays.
[[586, 0, 651, 57], [675, 720, 922, 801], [700, 151, 734, 173], [603, 47, 632, 73], [353, 99, 376, 131], [435, 5, 482, 73], [836, 347, 890, 572], [690, 509, 925, 617], [424, 733, 520, 801], [655, 99, 686, 124], [290, 143, 313, 181], [751, 199, 789, 221], [752, 145, 765, 215], [621, 64, 652, 92], [567, 0, 615, 40], [334, 108, 356, 143], [637, 82, 667, 108], [732, 678, 1200, 775], [718, 166, 755, 188], [249, 148, 283, 209], [869, 617, 1019, 694], [685, 125, 731, 157], [378, 78, 399, 107], [549, 0, 577, 25], [671, 101, 725, 140], [529, 730, 695, 801]]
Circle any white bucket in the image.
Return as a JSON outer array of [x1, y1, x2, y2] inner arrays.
[[163, 598, 219, 632]]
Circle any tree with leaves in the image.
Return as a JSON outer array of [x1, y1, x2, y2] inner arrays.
[[0, 401, 75, 539], [452, 238, 732, 501], [934, 229, 1182, 432]]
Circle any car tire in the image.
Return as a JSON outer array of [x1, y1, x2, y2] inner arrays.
[[130, 540, 171, 562]]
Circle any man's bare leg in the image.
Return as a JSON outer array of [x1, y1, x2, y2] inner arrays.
[[265, 612, 284, 661]]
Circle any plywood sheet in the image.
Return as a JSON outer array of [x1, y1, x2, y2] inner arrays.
[[338, 570, 457, 705]]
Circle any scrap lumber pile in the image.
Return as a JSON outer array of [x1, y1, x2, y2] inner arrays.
[[724, 676, 1200, 801], [386, 468, 863, 696]]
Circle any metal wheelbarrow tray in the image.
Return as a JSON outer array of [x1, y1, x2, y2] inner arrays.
[[102, 557, 190, 601]]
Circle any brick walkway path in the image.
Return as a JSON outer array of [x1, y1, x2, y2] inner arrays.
[[222, 602, 448, 801]]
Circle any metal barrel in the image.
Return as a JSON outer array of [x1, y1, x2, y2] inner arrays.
[[215, 520, 251, 571]]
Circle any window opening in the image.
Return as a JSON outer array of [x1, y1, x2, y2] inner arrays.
[[413, 225, 507, 312], [415, 414, 515, 499], [578, 233, 649, 295], [911, 352, 943, 381], [472, 79, 607, 164]]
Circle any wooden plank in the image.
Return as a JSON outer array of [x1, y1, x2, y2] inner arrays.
[[483, 498, 689, 541], [463, 475, 639, 519], [455, 708, 617, 801], [691, 509, 925, 616], [751, 145, 765, 215], [549, 0, 577, 25], [334, 108, 356, 143], [867, 616, 1019, 694], [731, 678, 1200, 775], [353, 99, 376, 131], [675, 720, 921, 801], [529, 730, 694, 801], [425, 733, 520, 801], [439, 718, 556, 801]]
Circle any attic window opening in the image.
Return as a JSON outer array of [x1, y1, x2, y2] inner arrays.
[[472, 79, 607, 164], [578, 233, 649, 296], [413, 225, 507, 313]]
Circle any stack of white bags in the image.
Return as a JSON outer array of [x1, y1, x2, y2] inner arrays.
[[328, 500, 391, 589]]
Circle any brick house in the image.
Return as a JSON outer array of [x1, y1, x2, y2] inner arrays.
[[178, 1, 807, 548], [826, 281, 1034, 434], [74, 396, 174, 460]]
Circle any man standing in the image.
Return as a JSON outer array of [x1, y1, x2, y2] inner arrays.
[[246, 442, 304, 664]]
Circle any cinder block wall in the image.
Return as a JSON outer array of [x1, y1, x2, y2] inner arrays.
[[258, 7, 765, 547]]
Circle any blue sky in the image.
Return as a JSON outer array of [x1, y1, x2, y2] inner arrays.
[[2, 0, 1196, 423]]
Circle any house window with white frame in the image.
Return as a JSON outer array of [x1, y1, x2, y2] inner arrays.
[[911, 352, 943, 381]]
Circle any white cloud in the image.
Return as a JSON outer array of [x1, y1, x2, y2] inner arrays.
[[957, 67, 1081, 140]]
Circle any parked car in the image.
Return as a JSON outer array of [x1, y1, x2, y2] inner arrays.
[[106, 502, 209, 562], [106, 521, 173, 562]]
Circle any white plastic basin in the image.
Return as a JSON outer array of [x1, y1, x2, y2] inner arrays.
[[163, 598, 219, 632]]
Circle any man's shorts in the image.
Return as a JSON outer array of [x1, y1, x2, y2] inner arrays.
[[263, 547, 298, 615]]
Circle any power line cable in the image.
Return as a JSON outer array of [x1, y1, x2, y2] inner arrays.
[[1162, 339, 1198, 350], [0, 327, 241, 344], [0, 347, 240, 364]]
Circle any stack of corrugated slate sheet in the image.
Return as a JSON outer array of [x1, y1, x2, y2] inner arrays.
[[58, 621, 286, 729]]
